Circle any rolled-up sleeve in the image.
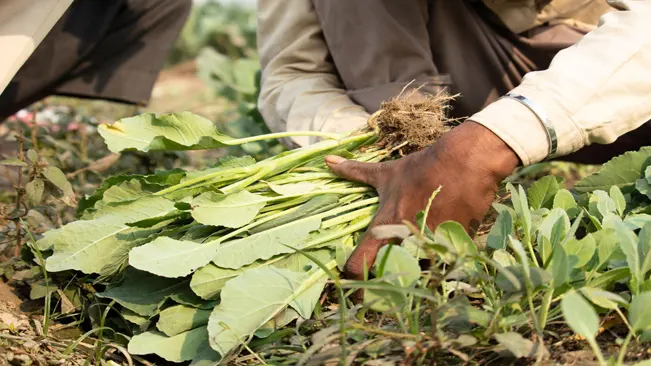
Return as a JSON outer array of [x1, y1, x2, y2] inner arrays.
[[257, 0, 369, 147], [470, 0, 651, 166]]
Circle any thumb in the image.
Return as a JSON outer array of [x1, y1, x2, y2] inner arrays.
[[325, 155, 380, 187]]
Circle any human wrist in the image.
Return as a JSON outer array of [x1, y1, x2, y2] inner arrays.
[[445, 121, 520, 182]]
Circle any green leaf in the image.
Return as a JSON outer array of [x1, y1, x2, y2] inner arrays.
[[624, 214, 651, 230], [637, 178, 651, 199], [212, 216, 323, 269], [98, 112, 241, 153], [255, 308, 300, 338], [613, 221, 641, 286], [538, 208, 570, 264], [169, 287, 217, 309], [487, 210, 513, 250], [29, 280, 57, 300], [267, 181, 318, 196], [508, 184, 532, 243], [494, 332, 548, 359], [129, 237, 216, 278], [25, 179, 44, 207], [250, 194, 339, 234], [191, 191, 266, 228], [629, 292, 651, 332], [495, 265, 551, 293], [0, 158, 27, 166], [549, 245, 569, 288], [26, 149, 38, 163], [189, 348, 222, 366], [610, 186, 627, 215], [336, 235, 355, 271], [492, 250, 517, 268], [575, 147, 651, 193], [128, 327, 210, 362], [641, 223, 651, 278], [553, 189, 579, 218], [207, 264, 332, 356], [94, 180, 151, 210], [434, 221, 477, 257], [157, 305, 212, 337], [42, 196, 176, 274], [42, 166, 76, 206], [364, 245, 421, 312], [593, 190, 618, 218], [121, 309, 151, 332], [528, 176, 561, 210], [580, 287, 628, 310], [563, 234, 596, 269], [587, 267, 631, 289], [96, 268, 188, 316], [190, 249, 333, 300], [561, 291, 599, 340]]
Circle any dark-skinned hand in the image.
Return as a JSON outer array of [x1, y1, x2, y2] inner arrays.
[[324, 121, 520, 282]]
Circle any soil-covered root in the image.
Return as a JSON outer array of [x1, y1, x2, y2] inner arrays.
[[371, 88, 457, 155]]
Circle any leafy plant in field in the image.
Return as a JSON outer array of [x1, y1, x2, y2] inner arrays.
[[29, 109, 651, 364]]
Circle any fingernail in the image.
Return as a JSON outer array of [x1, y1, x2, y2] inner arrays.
[[325, 155, 346, 165]]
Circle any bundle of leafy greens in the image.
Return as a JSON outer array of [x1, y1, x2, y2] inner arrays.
[[33, 93, 454, 363]]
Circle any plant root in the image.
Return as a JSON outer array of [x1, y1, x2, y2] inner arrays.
[[370, 86, 458, 155]]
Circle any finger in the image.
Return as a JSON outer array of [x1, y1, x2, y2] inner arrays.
[[344, 215, 392, 281], [324, 155, 381, 187]]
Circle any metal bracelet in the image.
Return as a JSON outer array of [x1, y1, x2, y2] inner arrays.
[[500, 93, 558, 159]]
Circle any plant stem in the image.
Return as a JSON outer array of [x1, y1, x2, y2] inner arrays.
[[586, 337, 608, 366], [538, 288, 554, 329], [617, 331, 634, 365], [13, 129, 25, 257], [228, 130, 343, 144]]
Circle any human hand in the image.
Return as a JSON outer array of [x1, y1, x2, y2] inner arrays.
[[325, 121, 520, 280]]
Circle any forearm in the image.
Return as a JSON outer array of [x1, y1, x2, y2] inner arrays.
[[469, 1, 651, 166]]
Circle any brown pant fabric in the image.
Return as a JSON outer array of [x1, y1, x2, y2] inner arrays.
[[0, 0, 192, 121], [312, 0, 651, 164]]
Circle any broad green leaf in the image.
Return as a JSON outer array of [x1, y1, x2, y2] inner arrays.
[[563, 234, 596, 269], [189, 348, 222, 366], [610, 186, 627, 215], [487, 210, 513, 250], [538, 209, 570, 264], [549, 245, 569, 288], [77, 169, 184, 214], [494, 332, 548, 359], [254, 308, 300, 338], [42, 196, 176, 274], [639, 222, 651, 276], [94, 180, 150, 210], [594, 229, 622, 269], [434, 221, 477, 256], [96, 268, 188, 316], [212, 216, 322, 269], [191, 191, 266, 228], [553, 189, 579, 218], [364, 245, 421, 312], [636, 178, 651, 199], [561, 291, 599, 340], [129, 237, 217, 278], [495, 265, 551, 293], [580, 287, 628, 310], [128, 327, 209, 362], [25, 179, 44, 206], [169, 287, 217, 309], [528, 176, 561, 210], [26, 149, 38, 163], [588, 267, 631, 289], [613, 221, 641, 286], [121, 309, 151, 332], [42, 166, 76, 206], [575, 147, 651, 193], [99, 112, 239, 153], [267, 181, 318, 196], [29, 280, 57, 300], [336, 235, 355, 271], [629, 292, 651, 332], [157, 305, 212, 337], [492, 250, 517, 268], [624, 214, 651, 230], [190, 249, 333, 300], [593, 190, 618, 218], [208, 264, 332, 356], [0, 158, 27, 166]]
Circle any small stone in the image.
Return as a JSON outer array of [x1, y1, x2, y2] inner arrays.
[[6, 351, 14, 361], [22, 340, 38, 350]]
